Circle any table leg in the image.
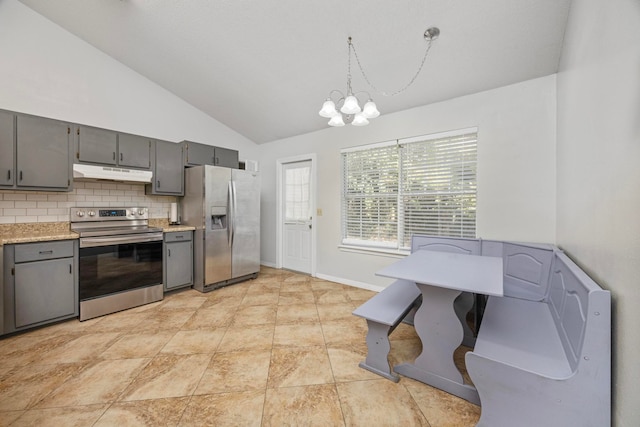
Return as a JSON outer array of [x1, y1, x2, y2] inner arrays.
[[394, 284, 480, 404], [455, 292, 476, 347]]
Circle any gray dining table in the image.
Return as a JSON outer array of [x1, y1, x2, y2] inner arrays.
[[376, 249, 503, 405]]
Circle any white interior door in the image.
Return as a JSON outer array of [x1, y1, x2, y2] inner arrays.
[[282, 160, 312, 274]]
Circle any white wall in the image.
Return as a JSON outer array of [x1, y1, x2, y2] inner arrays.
[[0, 0, 258, 159], [556, 0, 640, 425], [259, 75, 557, 287]]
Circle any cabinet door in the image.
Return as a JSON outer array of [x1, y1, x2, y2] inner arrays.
[[16, 115, 71, 189], [0, 110, 14, 187], [214, 147, 239, 168], [77, 125, 117, 165], [118, 133, 151, 169], [165, 240, 193, 289], [184, 141, 216, 166], [153, 140, 184, 195], [14, 258, 76, 328]]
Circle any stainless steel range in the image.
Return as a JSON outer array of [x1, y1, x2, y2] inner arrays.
[[71, 207, 163, 321]]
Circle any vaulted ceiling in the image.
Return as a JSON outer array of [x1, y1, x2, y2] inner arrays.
[[19, 0, 572, 144]]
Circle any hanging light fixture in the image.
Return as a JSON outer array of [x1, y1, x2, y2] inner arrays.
[[319, 27, 440, 127]]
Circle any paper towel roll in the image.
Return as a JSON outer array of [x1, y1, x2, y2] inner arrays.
[[170, 202, 178, 224]]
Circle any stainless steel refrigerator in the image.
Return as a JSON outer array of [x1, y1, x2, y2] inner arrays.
[[181, 165, 260, 292]]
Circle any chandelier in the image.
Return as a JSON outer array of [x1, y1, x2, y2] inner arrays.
[[319, 27, 440, 127]]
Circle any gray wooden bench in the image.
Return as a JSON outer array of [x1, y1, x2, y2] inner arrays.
[[466, 250, 611, 426], [352, 279, 421, 382]]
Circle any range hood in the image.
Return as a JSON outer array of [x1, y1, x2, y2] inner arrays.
[[73, 163, 153, 183]]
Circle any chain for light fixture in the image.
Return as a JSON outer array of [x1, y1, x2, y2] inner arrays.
[[319, 27, 440, 127], [352, 27, 440, 97]]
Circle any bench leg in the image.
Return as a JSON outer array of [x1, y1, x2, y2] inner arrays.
[[359, 320, 399, 382]]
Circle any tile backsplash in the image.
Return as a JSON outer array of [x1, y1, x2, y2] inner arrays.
[[0, 181, 177, 224]]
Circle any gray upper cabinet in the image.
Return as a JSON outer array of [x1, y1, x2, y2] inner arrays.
[[214, 146, 239, 168], [182, 140, 238, 168], [118, 133, 151, 169], [76, 125, 118, 165], [183, 140, 215, 166], [0, 110, 14, 188], [16, 115, 71, 191], [147, 139, 184, 195], [76, 127, 151, 170]]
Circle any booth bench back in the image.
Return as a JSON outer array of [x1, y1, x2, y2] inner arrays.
[[548, 251, 609, 372], [412, 236, 555, 301]]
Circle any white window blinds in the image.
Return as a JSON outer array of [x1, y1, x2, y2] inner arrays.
[[342, 142, 399, 248], [341, 129, 477, 250]]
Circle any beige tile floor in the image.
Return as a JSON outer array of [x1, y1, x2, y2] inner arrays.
[[0, 267, 480, 426]]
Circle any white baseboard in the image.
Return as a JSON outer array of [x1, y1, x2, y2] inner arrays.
[[258, 264, 385, 293], [315, 273, 384, 293]]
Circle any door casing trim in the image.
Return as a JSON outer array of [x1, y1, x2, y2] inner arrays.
[[275, 154, 317, 276]]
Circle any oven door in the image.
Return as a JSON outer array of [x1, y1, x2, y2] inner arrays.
[[79, 238, 162, 301]]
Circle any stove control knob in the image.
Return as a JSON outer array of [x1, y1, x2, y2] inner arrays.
[[76, 211, 85, 217], [137, 208, 145, 215], [88, 210, 96, 217]]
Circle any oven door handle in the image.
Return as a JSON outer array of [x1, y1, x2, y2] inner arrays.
[[79, 233, 163, 248]]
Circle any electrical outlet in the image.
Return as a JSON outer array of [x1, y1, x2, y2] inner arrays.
[[317, 208, 323, 216]]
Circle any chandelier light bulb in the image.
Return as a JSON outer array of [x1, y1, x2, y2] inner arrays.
[[351, 113, 369, 126], [340, 95, 361, 115], [318, 99, 338, 118], [328, 114, 346, 127], [362, 100, 380, 119]]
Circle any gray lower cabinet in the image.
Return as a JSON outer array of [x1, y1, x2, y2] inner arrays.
[[2, 240, 79, 334], [0, 110, 14, 188], [147, 140, 184, 195], [164, 231, 193, 291]]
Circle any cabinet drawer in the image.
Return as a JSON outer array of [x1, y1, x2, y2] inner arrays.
[[14, 240, 75, 263], [164, 232, 192, 243]]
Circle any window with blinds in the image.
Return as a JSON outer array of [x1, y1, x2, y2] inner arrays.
[[341, 128, 477, 251]]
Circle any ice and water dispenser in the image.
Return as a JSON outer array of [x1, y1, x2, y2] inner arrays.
[[210, 207, 227, 230]]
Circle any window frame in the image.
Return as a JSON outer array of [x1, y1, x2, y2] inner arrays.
[[340, 127, 478, 254]]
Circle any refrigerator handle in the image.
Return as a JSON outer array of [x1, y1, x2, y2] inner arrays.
[[230, 180, 237, 248], [228, 181, 234, 247]]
